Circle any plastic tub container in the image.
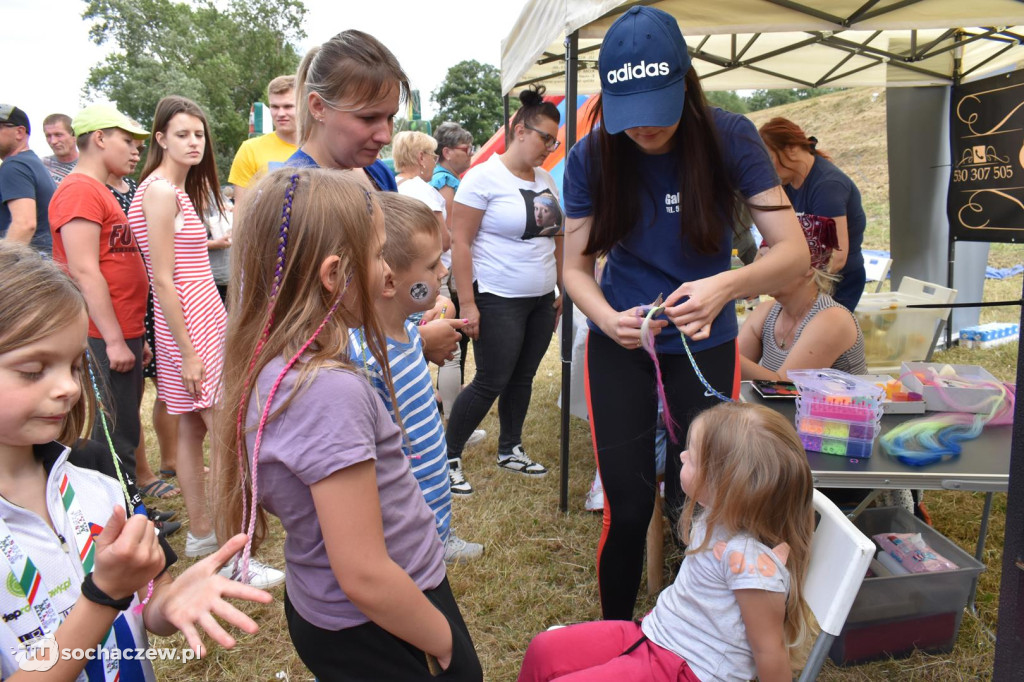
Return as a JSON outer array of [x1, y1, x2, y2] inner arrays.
[[799, 432, 874, 458], [789, 370, 884, 458], [855, 292, 948, 367], [829, 507, 985, 665], [901, 362, 1004, 414]]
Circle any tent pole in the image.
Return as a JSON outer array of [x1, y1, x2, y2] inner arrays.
[[994, 271, 1024, 677], [946, 239, 955, 349], [503, 94, 510, 148], [559, 30, 579, 514]]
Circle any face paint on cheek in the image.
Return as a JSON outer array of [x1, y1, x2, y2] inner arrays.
[[409, 281, 432, 302]]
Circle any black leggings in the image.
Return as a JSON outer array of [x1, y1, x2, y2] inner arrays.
[[285, 577, 482, 681], [585, 331, 739, 621]]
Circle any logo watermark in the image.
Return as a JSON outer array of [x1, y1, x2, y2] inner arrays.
[[14, 638, 196, 671]]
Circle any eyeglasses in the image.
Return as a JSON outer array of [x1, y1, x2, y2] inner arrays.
[[453, 145, 476, 155], [524, 124, 560, 151]]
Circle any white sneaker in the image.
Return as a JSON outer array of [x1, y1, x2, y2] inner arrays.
[[465, 429, 486, 448], [444, 534, 484, 564], [448, 458, 474, 496], [584, 481, 604, 512], [184, 531, 218, 558], [219, 557, 285, 589], [497, 444, 547, 477]]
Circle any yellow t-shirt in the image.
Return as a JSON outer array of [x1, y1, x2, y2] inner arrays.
[[227, 132, 298, 188]]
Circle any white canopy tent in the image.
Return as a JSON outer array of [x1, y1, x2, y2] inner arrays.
[[499, 4, 1024, 675], [501, 0, 1024, 94]]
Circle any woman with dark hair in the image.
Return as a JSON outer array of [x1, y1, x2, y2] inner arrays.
[[431, 121, 475, 230], [129, 96, 283, 588], [562, 6, 809, 621], [430, 122, 477, 437], [284, 29, 409, 192], [759, 116, 867, 312], [444, 87, 563, 496]]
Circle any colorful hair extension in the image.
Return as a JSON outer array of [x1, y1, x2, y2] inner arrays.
[[881, 374, 1011, 466], [84, 350, 154, 612], [236, 292, 345, 582], [639, 306, 732, 444], [234, 173, 300, 550], [84, 352, 133, 508]]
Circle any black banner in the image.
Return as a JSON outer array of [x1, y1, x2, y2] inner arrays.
[[949, 69, 1024, 243]]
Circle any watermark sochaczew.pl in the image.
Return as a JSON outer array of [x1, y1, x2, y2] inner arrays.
[[13, 637, 196, 671]]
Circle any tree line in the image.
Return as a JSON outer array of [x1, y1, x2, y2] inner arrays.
[[82, 0, 837, 178]]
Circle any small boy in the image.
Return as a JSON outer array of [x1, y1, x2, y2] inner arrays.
[[350, 193, 483, 564]]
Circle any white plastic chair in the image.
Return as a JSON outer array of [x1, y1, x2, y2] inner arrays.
[[863, 255, 892, 293], [896, 276, 957, 362], [798, 490, 876, 681]]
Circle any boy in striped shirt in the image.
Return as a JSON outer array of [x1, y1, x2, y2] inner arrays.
[[349, 193, 483, 564]]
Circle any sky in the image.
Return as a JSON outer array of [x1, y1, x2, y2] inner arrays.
[[7, 0, 529, 156]]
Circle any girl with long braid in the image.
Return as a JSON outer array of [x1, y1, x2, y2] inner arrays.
[[213, 169, 481, 680]]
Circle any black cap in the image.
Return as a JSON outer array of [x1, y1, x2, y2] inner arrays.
[[0, 104, 30, 134]]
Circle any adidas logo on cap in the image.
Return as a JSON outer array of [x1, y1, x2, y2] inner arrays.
[[605, 60, 671, 84]]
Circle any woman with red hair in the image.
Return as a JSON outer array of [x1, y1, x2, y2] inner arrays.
[[759, 117, 867, 312]]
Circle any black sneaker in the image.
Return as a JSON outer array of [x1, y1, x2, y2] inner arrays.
[[448, 459, 474, 496], [497, 445, 547, 476], [155, 520, 182, 539], [148, 508, 177, 523]]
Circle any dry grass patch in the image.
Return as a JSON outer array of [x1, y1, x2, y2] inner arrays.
[[140, 326, 1011, 680]]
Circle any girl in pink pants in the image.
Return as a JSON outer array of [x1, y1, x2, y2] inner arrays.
[[519, 402, 816, 682]]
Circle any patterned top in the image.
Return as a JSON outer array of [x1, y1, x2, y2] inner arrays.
[[128, 175, 226, 413], [42, 155, 77, 184], [349, 322, 452, 544], [759, 293, 867, 375], [107, 177, 138, 214]]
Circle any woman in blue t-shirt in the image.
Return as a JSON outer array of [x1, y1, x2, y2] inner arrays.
[[562, 6, 810, 621], [759, 116, 868, 312], [283, 29, 407, 193]]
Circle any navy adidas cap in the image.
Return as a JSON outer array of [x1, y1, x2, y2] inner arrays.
[[598, 6, 691, 135]]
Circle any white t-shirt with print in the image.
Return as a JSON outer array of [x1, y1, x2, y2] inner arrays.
[[641, 515, 791, 682], [454, 155, 559, 298]]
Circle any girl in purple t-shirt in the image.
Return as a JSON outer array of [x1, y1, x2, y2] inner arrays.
[[213, 167, 481, 681]]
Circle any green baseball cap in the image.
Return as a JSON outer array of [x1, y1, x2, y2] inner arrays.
[[72, 104, 149, 139]]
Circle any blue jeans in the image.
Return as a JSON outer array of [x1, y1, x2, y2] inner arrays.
[[445, 286, 556, 457]]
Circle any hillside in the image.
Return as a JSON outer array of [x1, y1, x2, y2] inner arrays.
[[744, 87, 891, 250]]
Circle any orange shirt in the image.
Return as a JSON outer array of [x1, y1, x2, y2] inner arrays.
[[49, 174, 148, 339]]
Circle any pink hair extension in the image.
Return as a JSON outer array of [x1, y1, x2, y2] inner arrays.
[[882, 371, 1011, 465], [236, 292, 345, 583], [132, 580, 155, 615], [234, 174, 300, 549], [640, 308, 682, 443]]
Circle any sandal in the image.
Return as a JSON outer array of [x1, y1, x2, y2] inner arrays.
[[139, 479, 181, 500]]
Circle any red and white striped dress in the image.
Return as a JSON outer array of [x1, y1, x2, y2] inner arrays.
[[128, 176, 226, 414]]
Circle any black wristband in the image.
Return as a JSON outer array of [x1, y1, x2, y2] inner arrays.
[[81, 573, 134, 611]]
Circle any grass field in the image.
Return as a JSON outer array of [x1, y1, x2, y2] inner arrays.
[[141, 335, 1014, 681], [142, 89, 1021, 680]]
